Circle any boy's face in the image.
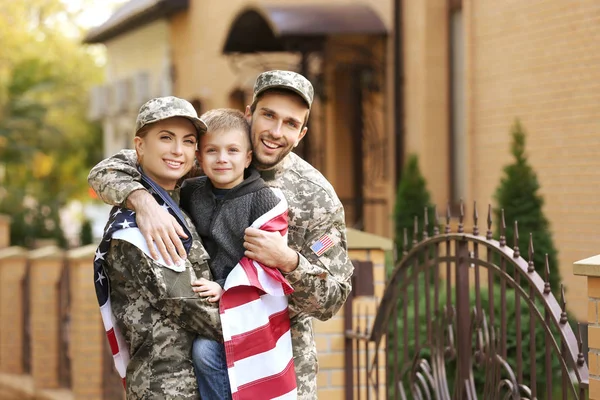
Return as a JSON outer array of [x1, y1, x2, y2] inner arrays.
[[196, 128, 252, 189]]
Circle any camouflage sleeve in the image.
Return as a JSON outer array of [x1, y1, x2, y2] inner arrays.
[[283, 203, 354, 321], [88, 149, 144, 207], [109, 239, 223, 340]]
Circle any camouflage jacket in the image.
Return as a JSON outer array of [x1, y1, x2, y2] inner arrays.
[[89, 150, 354, 399], [105, 195, 222, 400]]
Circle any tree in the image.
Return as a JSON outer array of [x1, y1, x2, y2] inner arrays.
[[0, 0, 104, 247], [393, 154, 434, 259], [494, 119, 560, 292]]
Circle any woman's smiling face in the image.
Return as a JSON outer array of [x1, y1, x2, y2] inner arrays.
[[134, 117, 198, 190]]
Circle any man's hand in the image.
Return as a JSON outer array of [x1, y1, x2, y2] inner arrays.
[[192, 278, 224, 303], [126, 189, 188, 265], [243, 227, 299, 273]]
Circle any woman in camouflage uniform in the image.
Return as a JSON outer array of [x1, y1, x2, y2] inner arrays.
[[97, 97, 223, 399]]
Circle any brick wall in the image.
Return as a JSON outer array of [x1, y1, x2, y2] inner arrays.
[[401, 0, 451, 208], [403, 0, 600, 321], [465, 0, 600, 322]]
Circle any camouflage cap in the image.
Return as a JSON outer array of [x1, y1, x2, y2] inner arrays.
[[135, 96, 207, 135], [252, 70, 314, 110]]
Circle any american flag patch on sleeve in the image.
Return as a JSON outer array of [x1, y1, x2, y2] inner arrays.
[[310, 233, 335, 257]]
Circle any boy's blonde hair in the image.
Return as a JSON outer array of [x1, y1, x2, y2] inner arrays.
[[200, 108, 251, 148]]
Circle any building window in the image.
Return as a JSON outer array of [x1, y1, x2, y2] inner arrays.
[[449, 2, 466, 204], [190, 99, 203, 116], [229, 88, 247, 112]]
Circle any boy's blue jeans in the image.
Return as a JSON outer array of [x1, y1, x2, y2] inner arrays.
[[192, 337, 232, 400]]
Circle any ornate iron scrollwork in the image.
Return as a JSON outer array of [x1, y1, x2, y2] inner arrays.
[[347, 202, 588, 400]]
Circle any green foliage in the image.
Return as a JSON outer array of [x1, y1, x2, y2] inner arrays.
[[9, 199, 67, 249], [393, 154, 434, 258], [494, 119, 560, 294], [79, 218, 93, 246], [0, 0, 104, 247]]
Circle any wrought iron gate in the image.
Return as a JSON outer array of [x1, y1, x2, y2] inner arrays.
[[345, 202, 588, 399]]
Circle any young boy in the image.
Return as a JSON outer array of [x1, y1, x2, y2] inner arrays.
[[181, 109, 293, 399]]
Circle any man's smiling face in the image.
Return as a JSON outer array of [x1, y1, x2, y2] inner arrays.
[[246, 91, 309, 170]]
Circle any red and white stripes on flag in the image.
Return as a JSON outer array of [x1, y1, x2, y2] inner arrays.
[[99, 295, 130, 388], [220, 188, 297, 400]]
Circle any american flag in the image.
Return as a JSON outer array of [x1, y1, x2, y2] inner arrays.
[[310, 233, 335, 257], [93, 170, 192, 389], [220, 189, 297, 400]]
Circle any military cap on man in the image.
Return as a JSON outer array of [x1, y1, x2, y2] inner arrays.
[[252, 70, 314, 110], [135, 96, 207, 135]]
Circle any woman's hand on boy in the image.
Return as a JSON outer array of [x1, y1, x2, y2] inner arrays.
[[127, 189, 188, 265], [243, 228, 299, 273], [192, 278, 223, 303]]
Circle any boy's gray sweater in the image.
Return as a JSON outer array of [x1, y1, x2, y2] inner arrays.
[[180, 168, 282, 287]]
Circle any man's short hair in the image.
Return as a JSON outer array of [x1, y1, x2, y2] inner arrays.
[[249, 89, 310, 130]]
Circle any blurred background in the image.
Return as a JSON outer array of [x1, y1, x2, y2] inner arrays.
[[0, 0, 599, 398]]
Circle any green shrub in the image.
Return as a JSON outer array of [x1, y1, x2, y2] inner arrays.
[[494, 119, 560, 294], [3, 199, 67, 249], [393, 154, 434, 260], [79, 218, 93, 246]]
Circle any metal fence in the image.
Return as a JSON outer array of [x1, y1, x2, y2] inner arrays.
[[57, 261, 71, 388], [345, 202, 588, 399], [22, 262, 31, 374]]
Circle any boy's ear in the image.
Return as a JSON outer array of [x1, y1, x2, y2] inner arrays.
[[195, 150, 203, 166], [245, 105, 252, 122], [245, 150, 252, 168]]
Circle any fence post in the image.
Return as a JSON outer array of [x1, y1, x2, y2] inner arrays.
[[57, 259, 71, 389], [0, 247, 28, 374], [337, 228, 391, 399], [28, 245, 64, 389], [0, 215, 10, 249], [455, 237, 472, 396], [344, 267, 357, 400], [67, 244, 109, 400], [574, 255, 600, 399]]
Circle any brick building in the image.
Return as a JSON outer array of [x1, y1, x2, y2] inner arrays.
[[84, 0, 599, 321]]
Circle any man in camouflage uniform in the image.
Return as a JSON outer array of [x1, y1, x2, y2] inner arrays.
[[89, 71, 354, 399]]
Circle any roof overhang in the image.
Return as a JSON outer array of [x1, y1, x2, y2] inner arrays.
[[223, 4, 388, 54], [83, 0, 188, 44]]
